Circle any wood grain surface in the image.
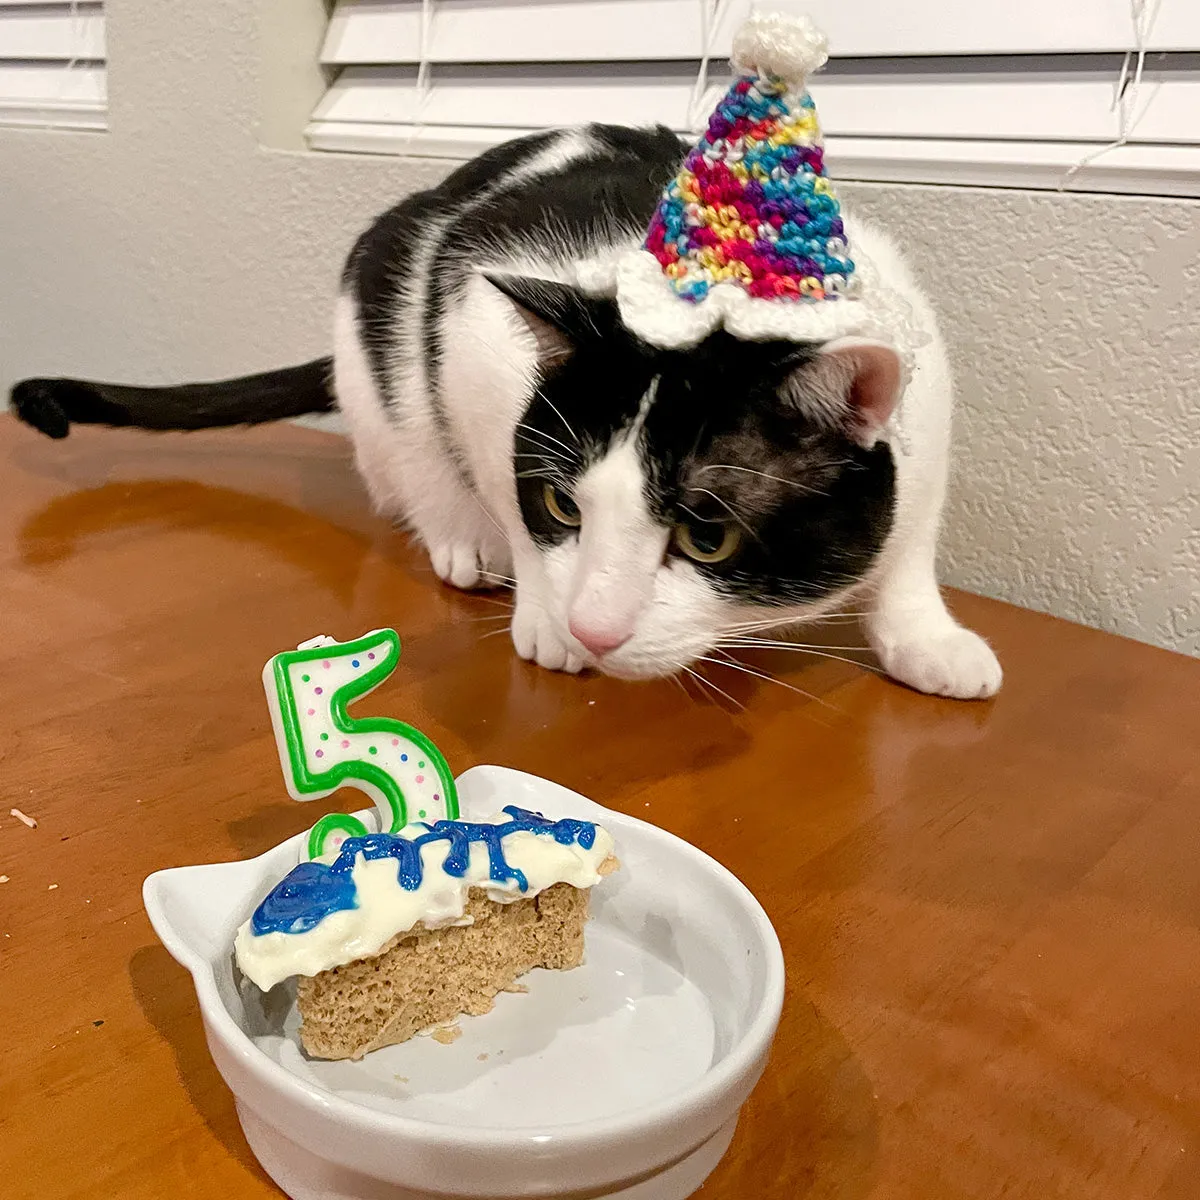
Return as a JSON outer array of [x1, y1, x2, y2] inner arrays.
[[1, 416, 1198, 1200]]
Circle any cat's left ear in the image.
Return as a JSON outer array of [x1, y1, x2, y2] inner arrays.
[[485, 274, 616, 368], [783, 338, 902, 446]]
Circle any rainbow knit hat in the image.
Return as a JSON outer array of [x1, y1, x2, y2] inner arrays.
[[617, 11, 891, 352]]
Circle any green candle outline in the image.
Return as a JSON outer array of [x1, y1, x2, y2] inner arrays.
[[268, 629, 459, 858]]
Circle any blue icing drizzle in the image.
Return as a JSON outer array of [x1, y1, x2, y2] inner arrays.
[[250, 860, 359, 936], [251, 806, 598, 936]]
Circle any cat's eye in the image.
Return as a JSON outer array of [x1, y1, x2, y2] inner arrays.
[[542, 483, 581, 527], [674, 519, 741, 564]]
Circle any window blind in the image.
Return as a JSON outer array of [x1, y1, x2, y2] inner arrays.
[[0, 0, 106, 131], [306, 0, 1200, 196]]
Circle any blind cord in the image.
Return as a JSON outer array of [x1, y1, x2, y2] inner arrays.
[[688, 0, 729, 133], [404, 0, 436, 152], [39, 0, 82, 132], [1060, 0, 1165, 189]]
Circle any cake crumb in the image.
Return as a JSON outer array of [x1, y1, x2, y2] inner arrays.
[[477, 1052, 489, 1062], [503, 982, 529, 994], [431, 1024, 461, 1045], [10, 808, 37, 829], [394, 1075, 408, 1084], [0, 876, 9, 884], [48, 883, 59, 891]]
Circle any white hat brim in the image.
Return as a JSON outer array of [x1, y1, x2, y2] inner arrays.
[[617, 250, 883, 350]]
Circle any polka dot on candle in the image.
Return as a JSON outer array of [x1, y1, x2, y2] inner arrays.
[[415, 775, 424, 784], [323, 660, 331, 669], [314, 687, 323, 695], [401, 753, 408, 762], [315, 749, 324, 758], [391, 738, 399, 746], [351, 659, 360, 668], [418, 809, 426, 819], [368, 746, 377, 755], [301, 674, 310, 683], [368, 652, 376, 660], [418, 760, 425, 769], [320, 733, 328, 741], [341, 740, 350, 749], [433, 793, 440, 802], [307, 708, 315, 716]]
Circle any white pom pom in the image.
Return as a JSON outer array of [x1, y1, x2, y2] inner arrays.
[[731, 11, 829, 87]]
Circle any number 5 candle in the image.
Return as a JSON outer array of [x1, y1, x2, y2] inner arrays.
[[263, 629, 458, 859]]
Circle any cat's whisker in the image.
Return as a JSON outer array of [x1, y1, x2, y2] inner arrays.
[[720, 636, 874, 653], [698, 654, 842, 714], [471, 497, 508, 541], [514, 423, 578, 458], [515, 468, 572, 484], [514, 462, 568, 479], [469, 594, 516, 610], [667, 672, 694, 705], [513, 450, 569, 468], [722, 610, 875, 636], [698, 463, 823, 497], [478, 625, 513, 641], [681, 664, 745, 712], [723, 615, 829, 636], [534, 388, 579, 446], [717, 641, 885, 675], [476, 570, 517, 587], [685, 486, 760, 543]]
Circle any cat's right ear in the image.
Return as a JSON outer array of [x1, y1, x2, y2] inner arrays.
[[782, 339, 903, 447], [485, 274, 614, 367]]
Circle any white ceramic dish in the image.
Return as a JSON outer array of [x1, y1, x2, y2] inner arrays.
[[144, 766, 785, 1200]]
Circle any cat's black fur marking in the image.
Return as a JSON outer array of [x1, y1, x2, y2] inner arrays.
[[10, 359, 334, 438], [514, 303, 896, 605], [345, 130, 566, 405], [345, 190, 446, 401], [414, 125, 683, 427]]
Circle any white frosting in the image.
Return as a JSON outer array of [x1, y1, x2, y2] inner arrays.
[[234, 816, 615, 991]]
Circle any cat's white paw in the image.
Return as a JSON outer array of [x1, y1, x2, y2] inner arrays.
[[871, 622, 1002, 699], [428, 541, 513, 591], [511, 600, 585, 673]]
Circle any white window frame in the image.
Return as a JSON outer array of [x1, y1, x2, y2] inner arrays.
[[306, 1, 1200, 197]]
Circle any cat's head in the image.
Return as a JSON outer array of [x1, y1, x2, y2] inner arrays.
[[491, 275, 900, 680]]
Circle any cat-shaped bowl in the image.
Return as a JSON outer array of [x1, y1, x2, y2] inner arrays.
[[143, 765, 785, 1200]]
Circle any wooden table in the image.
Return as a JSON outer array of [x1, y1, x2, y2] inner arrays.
[[2, 415, 1198, 1200]]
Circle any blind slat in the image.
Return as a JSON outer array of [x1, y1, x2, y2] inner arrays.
[[0, 59, 103, 101], [0, 4, 105, 62], [312, 64, 1200, 147], [322, 0, 1200, 66], [306, 117, 1200, 197]]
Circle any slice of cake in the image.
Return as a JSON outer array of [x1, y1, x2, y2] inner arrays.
[[234, 806, 617, 1060]]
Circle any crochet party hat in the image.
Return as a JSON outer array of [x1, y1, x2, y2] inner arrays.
[[617, 11, 886, 351]]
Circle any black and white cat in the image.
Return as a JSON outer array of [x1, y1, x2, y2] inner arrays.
[[12, 123, 1001, 698]]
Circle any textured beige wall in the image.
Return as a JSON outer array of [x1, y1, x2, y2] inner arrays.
[[1, 1, 1196, 655], [845, 185, 1200, 657]]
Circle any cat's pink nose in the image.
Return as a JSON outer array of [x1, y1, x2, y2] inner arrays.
[[568, 618, 632, 657]]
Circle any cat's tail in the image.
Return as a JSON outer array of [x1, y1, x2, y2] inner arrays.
[[10, 357, 335, 439]]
